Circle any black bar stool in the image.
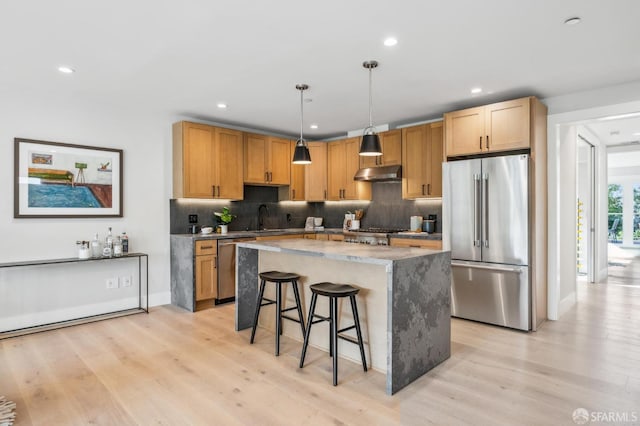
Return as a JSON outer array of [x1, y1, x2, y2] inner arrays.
[[250, 271, 306, 356], [299, 282, 367, 386]]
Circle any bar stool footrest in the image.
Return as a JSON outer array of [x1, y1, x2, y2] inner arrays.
[[338, 325, 356, 333], [337, 334, 359, 345], [281, 315, 303, 324]]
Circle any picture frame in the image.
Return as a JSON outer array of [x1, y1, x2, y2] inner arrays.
[[14, 138, 123, 218]]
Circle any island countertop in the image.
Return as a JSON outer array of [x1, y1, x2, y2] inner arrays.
[[235, 238, 451, 395], [236, 239, 446, 265]]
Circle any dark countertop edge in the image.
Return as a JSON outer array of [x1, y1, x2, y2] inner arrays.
[[170, 229, 442, 241]]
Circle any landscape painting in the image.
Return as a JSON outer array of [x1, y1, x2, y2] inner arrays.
[[14, 138, 123, 218]]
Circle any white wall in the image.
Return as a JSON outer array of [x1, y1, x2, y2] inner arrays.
[[0, 94, 174, 307]]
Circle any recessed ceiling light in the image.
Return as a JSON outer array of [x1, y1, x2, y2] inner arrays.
[[216, 103, 228, 109], [58, 66, 75, 74], [383, 37, 398, 47], [310, 124, 318, 129], [471, 87, 482, 94], [564, 17, 582, 25]]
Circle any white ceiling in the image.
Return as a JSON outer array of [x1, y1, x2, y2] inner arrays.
[[2, 0, 640, 139], [586, 115, 640, 147]]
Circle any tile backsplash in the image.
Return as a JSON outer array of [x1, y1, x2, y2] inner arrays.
[[170, 182, 442, 234]]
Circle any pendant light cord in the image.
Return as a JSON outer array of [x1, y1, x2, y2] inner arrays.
[[368, 66, 373, 128], [300, 87, 304, 143]]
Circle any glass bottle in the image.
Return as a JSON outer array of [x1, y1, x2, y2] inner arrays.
[[91, 233, 102, 258], [121, 232, 129, 254], [103, 227, 113, 257], [113, 236, 123, 257]]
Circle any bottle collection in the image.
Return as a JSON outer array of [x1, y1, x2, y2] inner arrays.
[[79, 228, 130, 259]]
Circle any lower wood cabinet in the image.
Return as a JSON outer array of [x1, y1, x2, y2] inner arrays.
[[195, 241, 217, 301], [389, 238, 442, 249]]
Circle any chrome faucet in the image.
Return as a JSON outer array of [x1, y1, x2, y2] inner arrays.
[[258, 204, 269, 230]]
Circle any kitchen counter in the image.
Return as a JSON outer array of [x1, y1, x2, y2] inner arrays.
[[170, 228, 442, 241], [235, 239, 451, 395]]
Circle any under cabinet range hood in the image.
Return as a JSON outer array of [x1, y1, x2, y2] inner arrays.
[[353, 165, 401, 182]]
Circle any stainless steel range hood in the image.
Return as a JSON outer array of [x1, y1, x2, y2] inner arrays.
[[353, 165, 402, 182]]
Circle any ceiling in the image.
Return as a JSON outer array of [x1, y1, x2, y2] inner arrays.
[[2, 0, 640, 140]]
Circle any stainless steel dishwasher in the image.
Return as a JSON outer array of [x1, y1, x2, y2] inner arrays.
[[217, 237, 255, 304]]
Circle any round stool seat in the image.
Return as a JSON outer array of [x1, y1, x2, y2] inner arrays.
[[310, 282, 359, 298], [259, 270, 301, 282]]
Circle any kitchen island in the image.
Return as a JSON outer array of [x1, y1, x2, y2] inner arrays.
[[235, 239, 451, 395]]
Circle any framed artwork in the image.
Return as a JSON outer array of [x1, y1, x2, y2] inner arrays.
[[14, 138, 123, 218]]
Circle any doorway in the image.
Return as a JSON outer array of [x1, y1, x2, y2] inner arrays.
[[576, 136, 595, 283]]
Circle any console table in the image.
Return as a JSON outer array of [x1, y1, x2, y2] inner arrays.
[[0, 253, 148, 339]]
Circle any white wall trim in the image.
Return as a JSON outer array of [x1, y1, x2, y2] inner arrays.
[[149, 291, 171, 307], [558, 291, 577, 318]]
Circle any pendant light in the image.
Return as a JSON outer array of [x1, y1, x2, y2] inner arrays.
[[360, 60, 382, 156], [292, 84, 312, 164]]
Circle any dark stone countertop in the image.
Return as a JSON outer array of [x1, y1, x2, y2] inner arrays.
[[170, 228, 442, 241]]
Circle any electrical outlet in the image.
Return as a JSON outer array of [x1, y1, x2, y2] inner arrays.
[[121, 276, 132, 287], [106, 278, 119, 289], [189, 214, 198, 224]]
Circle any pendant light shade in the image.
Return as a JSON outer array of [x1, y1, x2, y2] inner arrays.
[[292, 84, 312, 164], [360, 60, 382, 156]]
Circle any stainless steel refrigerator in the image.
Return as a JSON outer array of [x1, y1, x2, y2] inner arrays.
[[443, 154, 531, 330]]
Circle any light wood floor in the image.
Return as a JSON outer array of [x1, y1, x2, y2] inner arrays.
[[2, 269, 640, 425]]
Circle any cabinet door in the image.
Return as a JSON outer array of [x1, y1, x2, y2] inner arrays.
[[444, 106, 485, 157], [215, 128, 244, 200], [427, 122, 444, 198], [182, 123, 216, 198], [379, 129, 402, 166], [343, 137, 370, 200], [244, 133, 268, 183], [305, 142, 328, 201], [268, 137, 291, 185], [485, 98, 530, 152], [389, 238, 442, 249], [195, 254, 217, 301], [327, 140, 346, 200], [402, 124, 428, 199], [290, 141, 305, 200]]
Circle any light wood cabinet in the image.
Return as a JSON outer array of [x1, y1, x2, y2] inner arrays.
[[244, 134, 291, 185], [389, 238, 442, 249], [360, 129, 402, 168], [444, 97, 532, 157], [195, 241, 217, 301], [329, 234, 345, 242], [328, 138, 371, 201], [402, 121, 444, 199], [305, 142, 328, 202], [289, 141, 306, 201], [173, 122, 244, 200]]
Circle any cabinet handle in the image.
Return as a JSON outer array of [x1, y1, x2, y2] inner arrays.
[[292, 189, 296, 198], [214, 256, 218, 269], [422, 184, 425, 195], [479, 136, 482, 150], [268, 172, 272, 182], [212, 185, 216, 197], [200, 245, 213, 249], [427, 183, 431, 195], [217, 186, 221, 197], [486, 135, 489, 149], [265, 171, 268, 182], [324, 190, 327, 200]]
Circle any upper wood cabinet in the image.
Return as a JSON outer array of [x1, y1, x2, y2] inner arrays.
[[244, 134, 291, 185], [444, 97, 533, 157], [360, 129, 402, 168], [289, 141, 305, 201], [305, 142, 328, 202], [402, 122, 444, 199], [328, 138, 371, 201], [172, 121, 244, 200]]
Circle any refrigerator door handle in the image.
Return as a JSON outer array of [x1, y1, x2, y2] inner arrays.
[[482, 173, 489, 248], [451, 261, 523, 274], [473, 174, 481, 246]]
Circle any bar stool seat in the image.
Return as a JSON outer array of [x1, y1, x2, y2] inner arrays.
[[299, 282, 367, 386], [250, 271, 306, 356]]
